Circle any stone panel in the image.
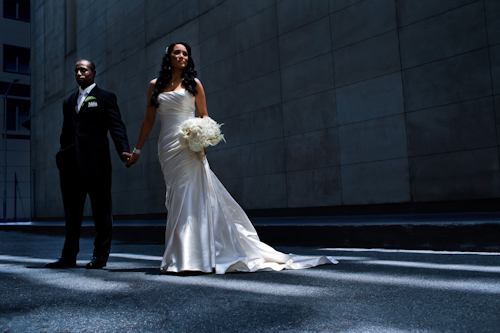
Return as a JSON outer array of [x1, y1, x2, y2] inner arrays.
[[145, 34, 171, 76], [241, 173, 287, 209], [208, 115, 239, 151], [123, 0, 144, 16], [233, 0, 275, 23], [89, 0, 106, 18], [237, 71, 282, 113], [200, 27, 236, 68], [336, 72, 404, 125], [105, 1, 124, 28], [206, 85, 239, 120], [239, 104, 283, 145], [329, 0, 364, 12], [491, 44, 500, 95], [201, 56, 238, 94], [190, 44, 201, 73], [218, 177, 243, 205], [333, 31, 400, 87], [168, 18, 200, 47], [342, 158, 410, 205], [402, 49, 492, 112], [495, 95, 500, 145], [145, 185, 166, 214], [106, 7, 145, 49], [106, 27, 145, 70], [165, 0, 199, 36], [331, 0, 397, 50], [410, 148, 500, 201], [234, 6, 277, 53], [76, 7, 91, 34], [287, 167, 342, 207], [279, 17, 332, 68], [281, 53, 335, 102], [285, 128, 340, 172], [339, 114, 408, 165], [121, 71, 147, 104], [199, 0, 232, 40], [485, 0, 500, 45], [399, 2, 487, 69], [407, 97, 497, 157], [147, 137, 161, 165], [396, 0, 478, 27], [235, 38, 280, 83], [145, 10, 169, 45], [199, 0, 225, 14], [282, 90, 337, 136], [207, 146, 241, 180], [241, 138, 285, 177], [277, 0, 329, 35]]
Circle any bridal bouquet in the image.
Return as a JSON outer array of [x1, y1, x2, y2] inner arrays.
[[178, 117, 225, 152]]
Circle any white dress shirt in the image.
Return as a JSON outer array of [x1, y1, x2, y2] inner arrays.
[[76, 83, 96, 113]]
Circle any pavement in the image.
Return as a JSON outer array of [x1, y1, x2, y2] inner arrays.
[[1, 229, 500, 332]]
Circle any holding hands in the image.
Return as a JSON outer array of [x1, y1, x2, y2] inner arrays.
[[121, 152, 132, 164], [125, 148, 140, 168]]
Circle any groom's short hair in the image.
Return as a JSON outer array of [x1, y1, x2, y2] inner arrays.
[[77, 59, 96, 72]]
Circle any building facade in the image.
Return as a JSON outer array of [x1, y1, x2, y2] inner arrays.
[[30, 0, 500, 220], [0, 0, 30, 221]]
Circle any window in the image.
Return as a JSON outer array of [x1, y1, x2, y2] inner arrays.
[[6, 98, 30, 134], [3, 45, 30, 75], [3, 0, 30, 22]]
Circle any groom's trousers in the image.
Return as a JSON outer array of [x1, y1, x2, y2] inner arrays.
[[59, 162, 113, 261]]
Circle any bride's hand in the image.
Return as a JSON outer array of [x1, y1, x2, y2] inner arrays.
[[197, 149, 206, 161], [126, 153, 140, 168]]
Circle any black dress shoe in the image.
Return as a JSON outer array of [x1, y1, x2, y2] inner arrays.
[[86, 257, 107, 269], [45, 257, 76, 268]]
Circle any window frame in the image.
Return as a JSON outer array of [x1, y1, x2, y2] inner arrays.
[[3, 0, 30, 22], [3, 44, 30, 75], [6, 98, 30, 134]]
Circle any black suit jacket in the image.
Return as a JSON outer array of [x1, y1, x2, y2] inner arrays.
[[57, 86, 129, 180]]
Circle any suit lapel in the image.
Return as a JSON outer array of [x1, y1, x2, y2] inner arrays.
[[70, 91, 79, 115]]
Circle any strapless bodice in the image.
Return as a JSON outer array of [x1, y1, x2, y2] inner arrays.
[[157, 89, 196, 131]]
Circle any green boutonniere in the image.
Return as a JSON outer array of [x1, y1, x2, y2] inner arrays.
[[84, 96, 97, 103]]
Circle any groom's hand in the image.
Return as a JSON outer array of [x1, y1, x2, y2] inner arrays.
[[126, 153, 140, 168], [121, 152, 132, 164]]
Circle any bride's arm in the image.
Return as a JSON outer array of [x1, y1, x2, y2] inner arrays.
[[127, 80, 157, 167], [194, 78, 208, 118]]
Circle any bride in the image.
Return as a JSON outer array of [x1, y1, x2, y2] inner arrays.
[[127, 42, 337, 274]]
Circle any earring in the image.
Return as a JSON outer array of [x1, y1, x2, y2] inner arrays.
[[168, 66, 171, 70]]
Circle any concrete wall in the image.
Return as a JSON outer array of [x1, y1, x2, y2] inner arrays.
[[30, 0, 500, 219]]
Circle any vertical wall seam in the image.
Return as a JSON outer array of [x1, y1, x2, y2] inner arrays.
[[328, 0, 344, 207], [394, 0, 413, 207], [481, 0, 500, 174]]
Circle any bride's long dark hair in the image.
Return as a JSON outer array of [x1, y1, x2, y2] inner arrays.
[[150, 42, 198, 108]]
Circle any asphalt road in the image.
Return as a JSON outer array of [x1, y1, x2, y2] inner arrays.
[[1, 231, 499, 332]]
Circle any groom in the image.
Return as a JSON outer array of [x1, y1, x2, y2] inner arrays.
[[46, 59, 130, 269]]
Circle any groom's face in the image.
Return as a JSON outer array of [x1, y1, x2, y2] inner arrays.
[[75, 61, 96, 88]]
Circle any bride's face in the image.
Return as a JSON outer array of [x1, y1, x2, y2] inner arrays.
[[170, 44, 189, 70]]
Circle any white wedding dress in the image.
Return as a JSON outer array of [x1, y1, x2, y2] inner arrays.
[[157, 89, 338, 274]]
